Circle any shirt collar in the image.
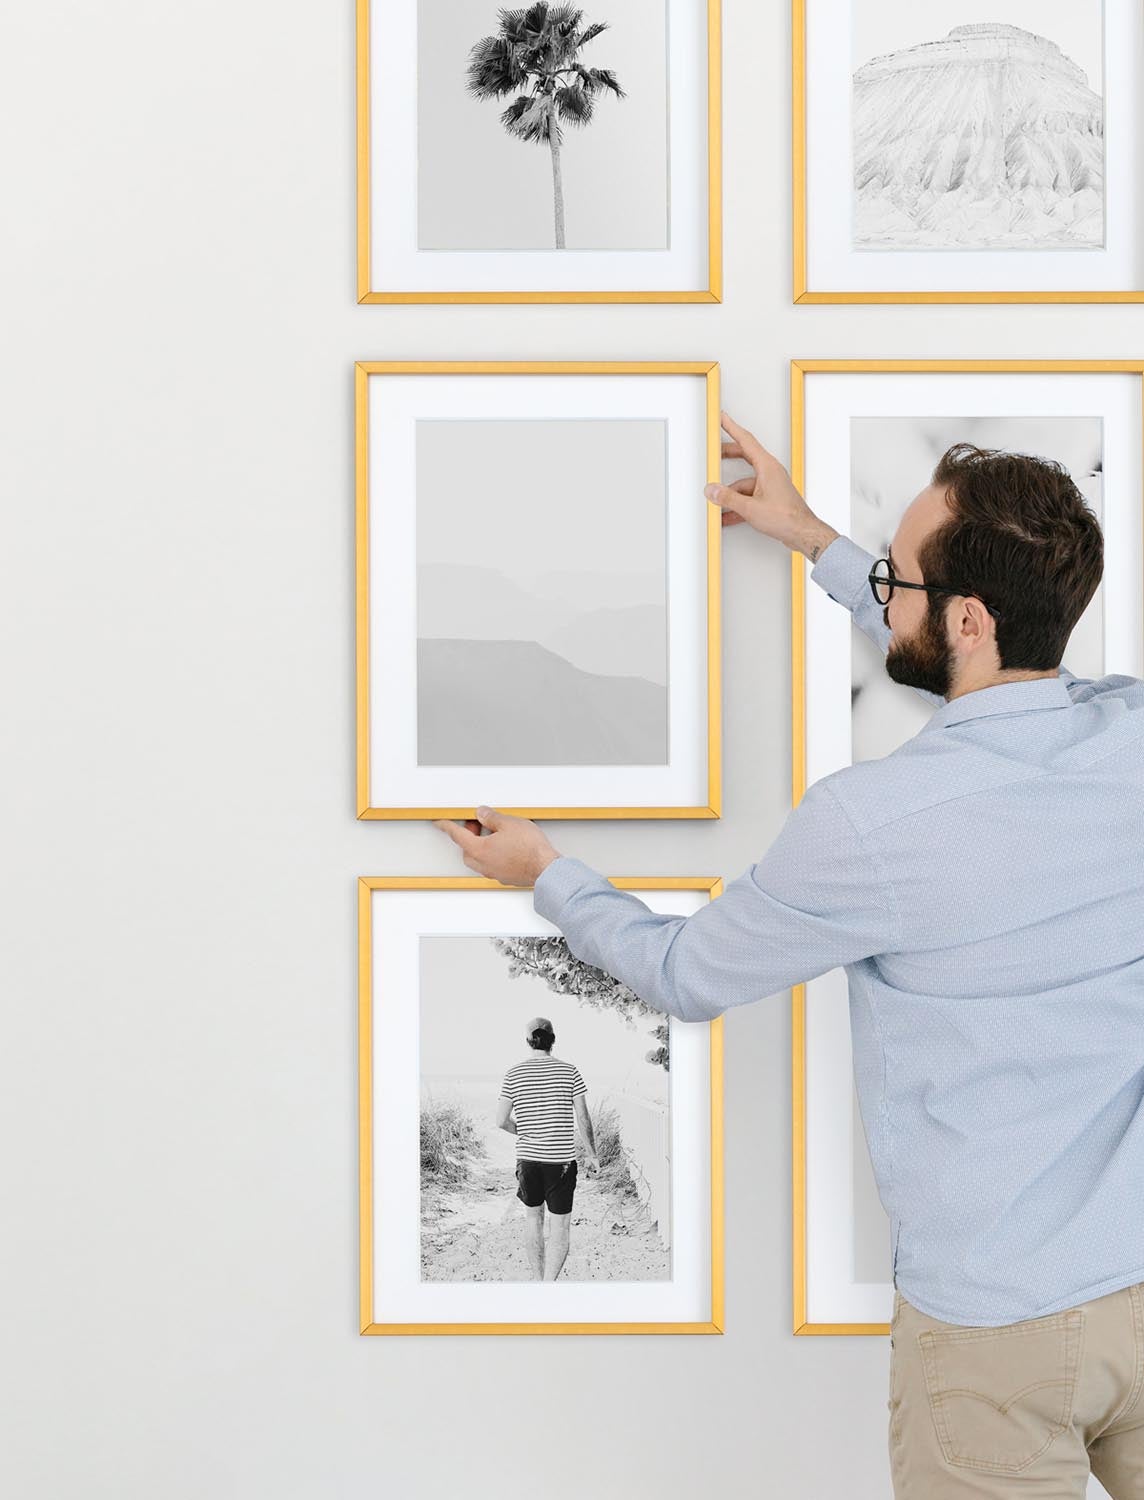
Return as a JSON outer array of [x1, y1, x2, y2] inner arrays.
[[920, 674, 1072, 732]]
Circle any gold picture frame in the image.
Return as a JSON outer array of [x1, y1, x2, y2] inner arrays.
[[792, 0, 1144, 304], [355, 359, 723, 821], [788, 359, 1144, 1333], [356, 0, 723, 303], [358, 874, 726, 1335]]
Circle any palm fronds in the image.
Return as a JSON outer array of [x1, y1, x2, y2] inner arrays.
[[465, 34, 529, 98], [576, 64, 624, 97], [555, 64, 625, 127], [500, 92, 559, 144], [576, 21, 608, 46], [465, 1, 623, 121]]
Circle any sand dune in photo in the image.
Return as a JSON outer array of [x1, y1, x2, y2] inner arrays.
[[416, 638, 668, 765], [417, 561, 667, 685], [542, 602, 667, 686]]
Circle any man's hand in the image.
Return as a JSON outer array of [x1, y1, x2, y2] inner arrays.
[[434, 806, 562, 888], [704, 409, 838, 559]]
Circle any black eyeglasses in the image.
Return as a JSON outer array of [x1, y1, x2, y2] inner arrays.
[[867, 558, 1003, 622]]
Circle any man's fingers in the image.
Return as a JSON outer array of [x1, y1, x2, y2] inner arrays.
[[720, 409, 772, 468], [705, 473, 757, 526], [705, 480, 754, 510], [721, 439, 748, 460], [433, 818, 483, 855]]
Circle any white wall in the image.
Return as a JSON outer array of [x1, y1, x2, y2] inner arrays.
[[3, 3, 1140, 1497]]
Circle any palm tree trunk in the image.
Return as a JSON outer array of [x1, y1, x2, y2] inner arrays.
[[548, 107, 566, 249]]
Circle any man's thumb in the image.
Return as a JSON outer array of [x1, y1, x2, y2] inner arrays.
[[475, 804, 501, 828], [704, 482, 739, 508]]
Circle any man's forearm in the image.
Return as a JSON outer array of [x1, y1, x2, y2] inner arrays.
[[531, 860, 742, 1021], [793, 516, 841, 564], [531, 773, 898, 1023]]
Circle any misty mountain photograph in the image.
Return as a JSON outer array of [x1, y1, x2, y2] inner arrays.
[[414, 416, 670, 766]]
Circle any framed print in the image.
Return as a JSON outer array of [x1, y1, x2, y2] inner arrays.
[[789, 360, 1144, 1332], [355, 360, 722, 821], [793, 0, 1144, 302], [358, 875, 725, 1335], [355, 0, 722, 302]]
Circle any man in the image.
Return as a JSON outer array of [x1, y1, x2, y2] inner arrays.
[[497, 1016, 601, 1282], [437, 410, 1144, 1497]]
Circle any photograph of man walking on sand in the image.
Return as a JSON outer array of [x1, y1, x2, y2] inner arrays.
[[498, 1016, 600, 1281], [419, 932, 672, 1283]]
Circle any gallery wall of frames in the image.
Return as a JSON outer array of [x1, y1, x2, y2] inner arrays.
[[353, 0, 1144, 1342]]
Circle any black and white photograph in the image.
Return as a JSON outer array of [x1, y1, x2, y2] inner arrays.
[[415, 417, 668, 767], [356, 362, 719, 819], [418, 934, 672, 1283], [419, 0, 665, 252], [358, 0, 719, 299], [796, 0, 1144, 299], [360, 878, 722, 1334], [852, 4, 1105, 251], [849, 414, 1105, 762]]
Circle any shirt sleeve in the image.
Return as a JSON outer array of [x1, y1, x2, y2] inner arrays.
[[531, 778, 900, 1023], [810, 533, 946, 709], [571, 1067, 587, 1098], [498, 1070, 514, 1102]]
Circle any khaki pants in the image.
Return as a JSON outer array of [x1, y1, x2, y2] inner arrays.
[[889, 1279, 1144, 1497]]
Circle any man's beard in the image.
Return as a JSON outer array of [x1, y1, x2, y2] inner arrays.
[[884, 602, 956, 699]]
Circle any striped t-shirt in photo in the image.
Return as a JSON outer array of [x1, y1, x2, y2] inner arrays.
[[499, 1055, 587, 1162]]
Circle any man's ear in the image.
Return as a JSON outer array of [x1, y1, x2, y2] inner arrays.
[[958, 595, 994, 644]]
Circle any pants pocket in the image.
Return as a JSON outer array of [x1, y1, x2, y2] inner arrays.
[[919, 1308, 1085, 1475]]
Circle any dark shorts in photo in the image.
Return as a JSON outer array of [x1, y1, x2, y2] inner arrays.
[[515, 1158, 577, 1214]]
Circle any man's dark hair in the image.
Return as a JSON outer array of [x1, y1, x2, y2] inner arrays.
[[921, 443, 1104, 671], [527, 1026, 555, 1052]]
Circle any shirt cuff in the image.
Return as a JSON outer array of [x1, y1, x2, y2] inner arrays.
[[532, 854, 608, 925], [808, 533, 878, 608]]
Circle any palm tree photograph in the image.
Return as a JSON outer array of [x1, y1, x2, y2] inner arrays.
[[416, 0, 669, 251], [465, 3, 626, 249]]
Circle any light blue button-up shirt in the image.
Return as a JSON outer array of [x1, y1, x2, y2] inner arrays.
[[532, 532, 1144, 1326]]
